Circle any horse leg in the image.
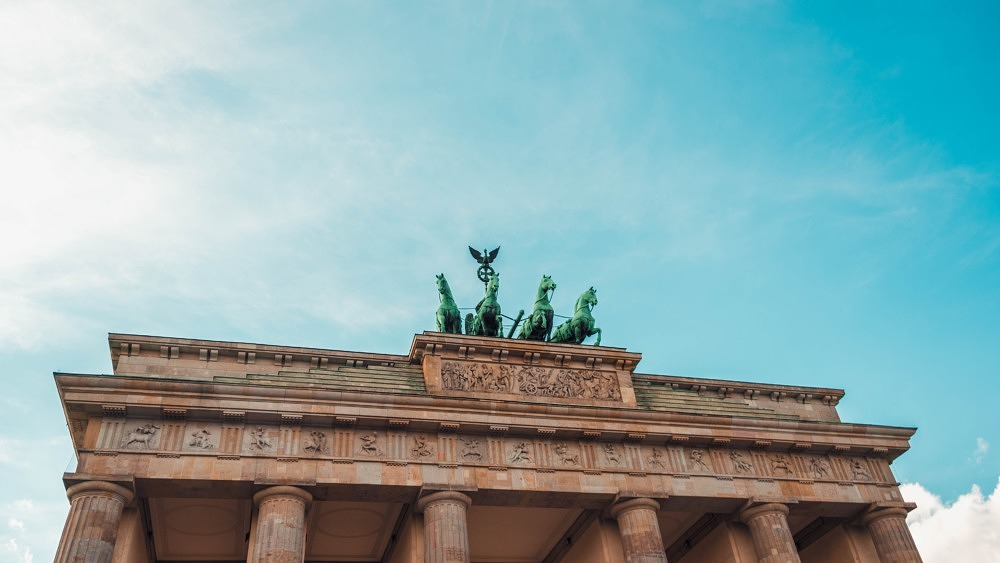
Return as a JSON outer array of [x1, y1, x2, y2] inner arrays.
[[593, 328, 602, 346]]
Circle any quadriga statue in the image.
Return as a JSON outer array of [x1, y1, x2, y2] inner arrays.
[[435, 274, 463, 334], [550, 287, 602, 346], [516, 275, 557, 341]]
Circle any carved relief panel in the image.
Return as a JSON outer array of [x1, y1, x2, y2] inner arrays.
[[182, 423, 221, 452], [438, 360, 624, 403]]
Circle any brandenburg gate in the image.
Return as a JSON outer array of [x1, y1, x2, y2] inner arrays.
[[53, 331, 921, 562]]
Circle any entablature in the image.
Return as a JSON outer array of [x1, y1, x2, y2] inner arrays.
[[56, 372, 915, 462]]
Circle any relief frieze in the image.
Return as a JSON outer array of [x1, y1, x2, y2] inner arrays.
[[508, 442, 533, 464], [554, 442, 580, 465], [410, 434, 435, 459], [244, 426, 276, 453], [303, 431, 327, 455], [359, 432, 383, 456], [91, 418, 894, 487], [440, 360, 622, 401], [122, 423, 160, 450], [646, 448, 667, 470], [688, 449, 712, 472], [187, 428, 217, 450], [459, 437, 483, 462]]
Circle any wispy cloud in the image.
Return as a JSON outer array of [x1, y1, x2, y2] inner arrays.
[[972, 438, 990, 464]]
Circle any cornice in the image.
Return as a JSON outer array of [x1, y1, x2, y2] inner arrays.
[[55, 372, 915, 459]]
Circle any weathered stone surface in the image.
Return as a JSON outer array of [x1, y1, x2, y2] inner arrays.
[[54, 481, 133, 563], [250, 486, 312, 563], [51, 332, 922, 561], [416, 491, 472, 563], [862, 507, 923, 563], [609, 498, 668, 562], [739, 503, 801, 563]]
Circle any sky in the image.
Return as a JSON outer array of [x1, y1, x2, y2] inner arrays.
[[1, 1, 998, 561]]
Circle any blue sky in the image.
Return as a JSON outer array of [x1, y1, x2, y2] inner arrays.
[[1, 2, 998, 561]]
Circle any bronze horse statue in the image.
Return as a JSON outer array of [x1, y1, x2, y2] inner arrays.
[[435, 274, 462, 334], [466, 273, 503, 337], [516, 275, 557, 341], [550, 287, 601, 346]]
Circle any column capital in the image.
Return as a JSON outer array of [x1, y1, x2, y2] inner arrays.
[[65, 481, 134, 505], [416, 490, 472, 513], [861, 506, 909, 527], [252, 485, 312, 507], [738, 502, 789, 523], [609, 497, 662, 519]]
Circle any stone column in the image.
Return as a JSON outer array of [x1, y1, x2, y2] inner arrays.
[[609, 498, 668, 563], [250, 485, 313, 563], [739, 503, 801, 563], [416, 491, 472, 563], [53, 480, 134, 563], [862, 507, 923, 563]]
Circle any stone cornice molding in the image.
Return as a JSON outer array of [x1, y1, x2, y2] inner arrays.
[[632, 373, 845, 405], [410, 332, 642, 371], [55, 373, 916, 457], [109, 333, 406, 373]]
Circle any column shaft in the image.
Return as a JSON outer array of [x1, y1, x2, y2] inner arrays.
[[250, 486, 313, 563], [416, 491, 472, 563], [609, 498, 668, 563], [739, 503, 801, 563], [862, 508, 923, 563], [54, 481, 134, 563]]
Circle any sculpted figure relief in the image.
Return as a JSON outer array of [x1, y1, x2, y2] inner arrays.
[[360, 432, 380, 456], [460, 438, 482, 461], [603, 443, 622, 465], [123, 424, 160, 449], [810, 456, 831, 478], [730, 451, 754, 474], [690, 449, 711, 471], [647, 448, 666, 469], [441, 361, 621, 401], [303, 431, 327, 454], [411, 435, 433, 458], [770, 454, 792, 475], [851, 459, 872, 480], [509, 442, 531, 464], [188, 429, 214, 449], [248, 426, 273, 451], [554, 442, 580, 465]]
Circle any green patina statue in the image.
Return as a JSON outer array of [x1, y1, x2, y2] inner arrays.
[[550, 287, 602, 346], [516, 275, 557, 341], [435, 274, 463, 334], [466, 272, 503, 337]]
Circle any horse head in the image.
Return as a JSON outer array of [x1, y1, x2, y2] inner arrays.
[[486, 273, 499, 296], [539, 275, 557, 299], [578, 287, 598, 312]]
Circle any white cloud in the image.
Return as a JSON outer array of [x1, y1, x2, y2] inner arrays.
[[973, 437, 989, 464], [2, 537, 31, 563], [5, 520, 23, 533], [902, 479, 1000, 563]]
